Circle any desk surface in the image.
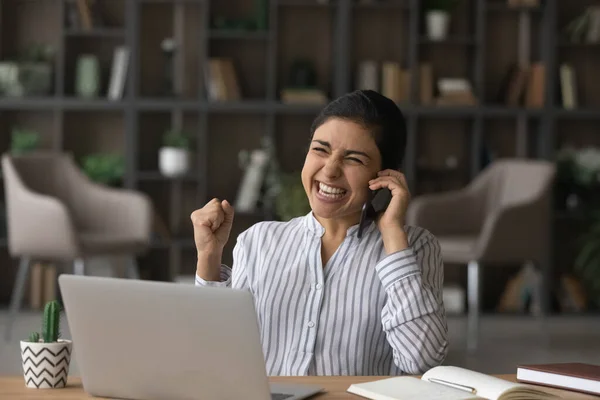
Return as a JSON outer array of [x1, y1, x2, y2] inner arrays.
[[0, 375, 596, 399]]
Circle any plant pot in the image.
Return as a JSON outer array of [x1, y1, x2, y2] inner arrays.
[[159, 147, 190, 177], [20, 339, 72, 389], [426, 11, 450, 41]]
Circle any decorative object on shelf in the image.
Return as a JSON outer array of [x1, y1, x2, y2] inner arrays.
[[75, 54, 101, 98], [21, 300, 72, 389], [10, 127, 40, 155], [381, 61, 410, 104], [159, 129, 192, 178], [81, 153, 125, 186], [563, 6, 600, 44], [574, 211, 600, 310], [555, 146, 600, 213], [274, 172, 311, 222], [280, 59, 327, 104], [235, 147, 271, 213], [559, 63, 578, 110], [356, 60, 379, 91], [424, 0, 458, 41], [0, 43, 54, 97], [107, 46, 129, 100], [161, 38, 176, 96], [205, 58, 241, 101], [436, 77, 478, 105]]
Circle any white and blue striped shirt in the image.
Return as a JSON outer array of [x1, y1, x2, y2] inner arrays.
[[195, 212, 448, 376]]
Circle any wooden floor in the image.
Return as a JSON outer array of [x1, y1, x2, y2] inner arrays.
[[1, 310, 599, 376]]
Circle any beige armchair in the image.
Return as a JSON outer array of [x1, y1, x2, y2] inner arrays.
[[2, 151, 153, 340], [406, 159, 556, 351]]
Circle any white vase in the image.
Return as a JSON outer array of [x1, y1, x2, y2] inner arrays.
[[20, 339, 72, 389], [426, 11, 450, 41], [159, 147, 190, 177]]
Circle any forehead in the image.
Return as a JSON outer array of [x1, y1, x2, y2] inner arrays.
[[312, 118, 378, 151]]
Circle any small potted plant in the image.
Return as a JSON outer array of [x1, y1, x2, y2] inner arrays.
[[20, 300, 72, 389], [81, 153, 125, 187], [11, 126, 40, 155], [424, 0, 458, 41], [159, 129, 192, 177]]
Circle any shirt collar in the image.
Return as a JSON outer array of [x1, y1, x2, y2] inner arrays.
[[302, 211, 378, 238]]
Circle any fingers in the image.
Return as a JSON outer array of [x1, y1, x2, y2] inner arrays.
[[221, 200, 235, 224], [190, 198, 231, 232]]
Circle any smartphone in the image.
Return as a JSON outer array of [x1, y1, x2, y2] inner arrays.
[[357, 187, 392, 239]]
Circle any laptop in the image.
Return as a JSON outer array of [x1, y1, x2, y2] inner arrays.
[[58, 274, 323, 400]]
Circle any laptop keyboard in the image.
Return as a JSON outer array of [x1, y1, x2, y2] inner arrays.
[[271, 394, 294, 400]]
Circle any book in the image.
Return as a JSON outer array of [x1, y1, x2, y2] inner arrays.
[[517, 363, 600, 396], [347, 366, 557, 400], [107, 46, 129, 100]]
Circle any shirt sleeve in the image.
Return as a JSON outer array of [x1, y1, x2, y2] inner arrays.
[[194, 232, 250, 290], [376, 231, 449, 374]]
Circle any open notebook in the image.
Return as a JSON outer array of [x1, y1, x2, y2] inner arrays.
[[347, 366, 558, 400]]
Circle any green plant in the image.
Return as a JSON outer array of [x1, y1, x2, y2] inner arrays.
[[28, 300, 62, 343], [274, 172, 311, 221], [163, 129, 191, 149], [28, 332, 40, 343], [574, 211, 600, 308], [425, 0, 459, 12], [81, 153, 125, 186], [11, 127, 40, 155]]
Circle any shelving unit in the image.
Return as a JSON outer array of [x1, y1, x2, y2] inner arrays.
[[0, 0, 599, 311]]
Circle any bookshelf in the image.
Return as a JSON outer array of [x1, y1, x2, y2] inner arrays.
[[0, 0, 599, 313]]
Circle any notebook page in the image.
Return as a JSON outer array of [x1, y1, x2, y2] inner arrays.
[[347, 376, 482, 400], [423, 366, 521, 399]]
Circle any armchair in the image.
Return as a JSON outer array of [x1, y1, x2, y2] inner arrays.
[[406, 159, 556, 351], [2, 151, 153, 340]]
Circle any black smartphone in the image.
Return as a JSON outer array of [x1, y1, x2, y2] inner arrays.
[[357, 188, 392, 239]]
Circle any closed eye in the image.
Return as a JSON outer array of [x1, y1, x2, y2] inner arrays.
[[312, 147, 328, 153], [346, 157, 364, 164]]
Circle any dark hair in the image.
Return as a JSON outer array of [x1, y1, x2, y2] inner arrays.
[[309, 89, 407, 171]]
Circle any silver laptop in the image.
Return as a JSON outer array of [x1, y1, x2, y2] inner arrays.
[[58, 275, 323, 400]]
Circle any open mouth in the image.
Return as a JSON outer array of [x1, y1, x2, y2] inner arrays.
[[316, 181, 348, 200]]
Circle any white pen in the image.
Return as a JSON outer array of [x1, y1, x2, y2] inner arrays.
[[428, 378, 478, 394]]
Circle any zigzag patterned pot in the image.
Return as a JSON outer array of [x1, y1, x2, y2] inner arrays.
[[20, 339, 72, 389]]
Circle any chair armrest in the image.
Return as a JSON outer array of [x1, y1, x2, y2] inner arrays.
[[406, 188, 483, 236], [6, 186, 79, 260]]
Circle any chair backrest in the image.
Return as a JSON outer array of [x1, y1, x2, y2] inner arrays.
[[5, 151, 68, 197], [479, 159, 556, 214]]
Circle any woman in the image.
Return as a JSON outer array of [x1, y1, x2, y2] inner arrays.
[[191, 90, 448, 376]]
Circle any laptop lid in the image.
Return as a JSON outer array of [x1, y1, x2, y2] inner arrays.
[[58, 274, 273, 400]]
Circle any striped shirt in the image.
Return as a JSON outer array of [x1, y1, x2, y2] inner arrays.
[[195, 212, 448, 376]]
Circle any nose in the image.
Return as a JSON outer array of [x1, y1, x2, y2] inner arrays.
[[322, 157, 342, 179]]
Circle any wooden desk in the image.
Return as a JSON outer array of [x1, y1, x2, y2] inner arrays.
[[0, 375, 596, 399]]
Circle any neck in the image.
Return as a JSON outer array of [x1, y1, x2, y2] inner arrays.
[[314, 212, 361, 240]]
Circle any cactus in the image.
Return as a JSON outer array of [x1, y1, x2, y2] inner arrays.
[[28, 331, 40, 343], [42, 300, 61, 343]]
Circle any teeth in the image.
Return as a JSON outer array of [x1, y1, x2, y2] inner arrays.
[[319, 182, 346, 195]]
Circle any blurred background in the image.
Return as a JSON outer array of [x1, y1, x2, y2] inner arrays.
[[0, 0, 599, 376]]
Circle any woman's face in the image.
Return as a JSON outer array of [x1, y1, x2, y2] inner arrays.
[[301, 118, 382, 223]]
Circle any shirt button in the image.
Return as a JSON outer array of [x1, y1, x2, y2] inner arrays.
[[307, 321, 315, 328], [315, 283, 322, 290]]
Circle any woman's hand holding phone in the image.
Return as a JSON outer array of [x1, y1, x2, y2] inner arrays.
[[190, 198, 235, 281], [368, 169, 411, 254]]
